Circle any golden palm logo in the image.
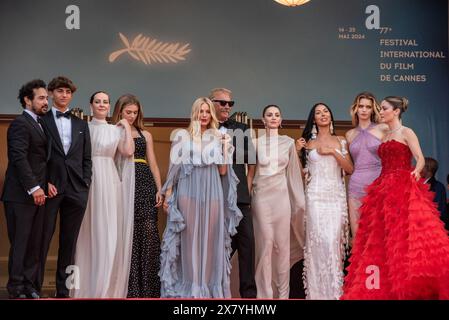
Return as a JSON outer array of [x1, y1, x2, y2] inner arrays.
[[109, 33, 191, 65]]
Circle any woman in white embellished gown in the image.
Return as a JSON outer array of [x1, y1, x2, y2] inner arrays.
[[296, 103, 353, 300], [73, 91, 135, 298], [248, 105, 305, 299]]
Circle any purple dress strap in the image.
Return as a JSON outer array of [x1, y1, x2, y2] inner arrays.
[[348, 124, 382, 200]]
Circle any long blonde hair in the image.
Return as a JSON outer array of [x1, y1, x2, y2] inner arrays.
[[349, 92, 381, 126], [187, 97, 219, 138]]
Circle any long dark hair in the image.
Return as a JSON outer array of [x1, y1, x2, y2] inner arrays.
[[300, 102, 336, 167]]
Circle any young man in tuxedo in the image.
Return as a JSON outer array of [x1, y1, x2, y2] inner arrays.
[[209, 88, 257, 298], [38, 76, 92, 298], [421, 157, 448, 229], [1, 79, 49, 299]]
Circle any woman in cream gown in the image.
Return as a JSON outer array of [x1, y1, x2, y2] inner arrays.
[[73, 92, 135, 298], [248, 105, 305, 299], [296, 103, 353, 300]]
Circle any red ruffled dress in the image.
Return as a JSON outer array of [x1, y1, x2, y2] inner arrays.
[[342, 140, 449, 300]]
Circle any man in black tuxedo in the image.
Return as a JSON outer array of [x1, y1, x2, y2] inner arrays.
[[421, 157, 448, 230], [38, 76, 92, 298], [210, 88, 257, 298], [1, 79, 49, 299]]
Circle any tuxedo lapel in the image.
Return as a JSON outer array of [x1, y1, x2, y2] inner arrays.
[[226, 119, 238, 130], [43, 112, 64, 154], [429, 177, 437, 192], [67, 118, 81, 156], [22, 111, 46, 141]]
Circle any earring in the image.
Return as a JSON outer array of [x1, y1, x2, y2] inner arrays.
[[330, 122, 334, 134], [279, 122, 283, 129], [311, 123, 317, 140]]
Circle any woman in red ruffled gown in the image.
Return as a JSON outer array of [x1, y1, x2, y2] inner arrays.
[[342, 96, 449, 300]]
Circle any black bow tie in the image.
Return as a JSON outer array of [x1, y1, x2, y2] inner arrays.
[[56, 110, 71, 119]]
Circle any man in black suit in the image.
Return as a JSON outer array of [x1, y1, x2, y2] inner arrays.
[[210, 88, 257, 298], [1, 79, 49, 299], [421, 157, 448, 230], [38, 76, 92, 298]]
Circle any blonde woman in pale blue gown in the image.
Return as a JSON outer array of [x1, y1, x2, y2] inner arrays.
[[160, 97, 242, 298]]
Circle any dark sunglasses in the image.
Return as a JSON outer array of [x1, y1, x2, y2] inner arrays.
[[212, 99, 235, 107]]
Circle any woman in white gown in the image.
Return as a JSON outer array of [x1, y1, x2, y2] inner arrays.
[[248, 105, 305, 299], [296, 103, 353, 300], [73, 91, 134, 298]]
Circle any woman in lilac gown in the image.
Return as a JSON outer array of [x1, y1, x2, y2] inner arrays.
[[345, 92, 387, 239]]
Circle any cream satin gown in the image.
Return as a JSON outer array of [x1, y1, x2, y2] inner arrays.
[[251, 135, 305, 299]]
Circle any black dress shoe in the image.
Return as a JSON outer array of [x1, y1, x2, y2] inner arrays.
[[54, 293, 70, 299], [39, 292, 50, 299], [9, 293, 27, 299], [27, 292, 40, 299]]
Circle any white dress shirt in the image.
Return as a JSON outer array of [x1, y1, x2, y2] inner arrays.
[[24, 109, 43, 131], [52, 107, 72, 155]]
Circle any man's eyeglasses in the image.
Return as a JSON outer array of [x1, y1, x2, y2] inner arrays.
[[212, 99, 235, 107]]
